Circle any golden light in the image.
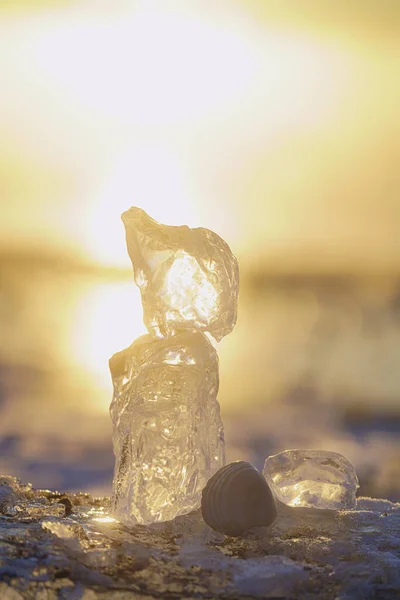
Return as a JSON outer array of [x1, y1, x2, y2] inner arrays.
[[164, 252, 218, 323], [284, 482, 338, 508], [0, 1, 352, 261], [73, 7, 349, 268], [92, 516, 117, 524], [87, 507, 118, 523], [81, 144, 202, 268], [70, 280, 146, 392], [30, 3, 263, 127], [1, 1, 359, 405]]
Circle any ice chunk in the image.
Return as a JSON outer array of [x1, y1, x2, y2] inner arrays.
[[10, 501, 66, 519], [263, 449, 359, 510], [122, 207, 239, 341], [0, 475, 32, 494], [109, 330, 225, 525], [42, 520, 85, 540], [0, 485, 19, 515]]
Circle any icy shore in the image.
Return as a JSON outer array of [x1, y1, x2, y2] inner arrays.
[[0, 477, 399, 599]]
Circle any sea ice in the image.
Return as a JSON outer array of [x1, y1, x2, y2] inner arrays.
[[122, 207, 239, 341], [263, 449, 359, 510], [0, 485, 19, 514], [109, 330, 225, 525]]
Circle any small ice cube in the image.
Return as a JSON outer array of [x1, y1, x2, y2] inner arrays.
[[263, 449, 359, 510]]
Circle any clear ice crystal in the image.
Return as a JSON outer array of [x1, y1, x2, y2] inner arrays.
[[263, 449, 359, 510], [109, 330, 225, 525], [122, 207, 239, 342]]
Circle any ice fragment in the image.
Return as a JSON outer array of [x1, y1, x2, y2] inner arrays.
[[42, 520, 84, 540], [263, 449, 359, 510], [10, 501, 66, 519], [122, 207, 239, 341], [110, 330, 225, 525], [0, 485, 19, 515]]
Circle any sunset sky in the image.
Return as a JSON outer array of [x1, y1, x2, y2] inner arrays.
[[0, 0, 398, 273]]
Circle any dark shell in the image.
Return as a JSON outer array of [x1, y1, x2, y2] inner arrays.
[[201, 461, 277, 536]]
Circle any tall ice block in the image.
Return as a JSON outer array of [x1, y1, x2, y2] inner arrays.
[[122, 207, 239, 341], [110, 331, 225, 525]]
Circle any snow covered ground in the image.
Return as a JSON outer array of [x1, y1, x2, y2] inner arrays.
[[0, 476, 399, 599]]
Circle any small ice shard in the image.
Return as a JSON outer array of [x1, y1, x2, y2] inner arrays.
[[122, 207, 239, 341], [0, 485, 19, 514], [109, 330, 225, 525], [42, 520, 86, 540], [263, 449, 359, 510]]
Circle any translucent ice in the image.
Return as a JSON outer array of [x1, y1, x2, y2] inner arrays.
[[263, 449, 359, 510], [11, 501, 66, 519], [0, 485, 19, 514], [122, 207, 239, 341], [109, 330, 225, 525]]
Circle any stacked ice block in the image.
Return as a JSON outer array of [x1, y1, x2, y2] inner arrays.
[[109, 208, 239, 525]]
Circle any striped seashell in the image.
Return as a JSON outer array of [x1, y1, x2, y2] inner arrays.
[[201, 461, 277, 536]]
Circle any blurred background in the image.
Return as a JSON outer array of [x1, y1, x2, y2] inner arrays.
[[0, 0, 399, 500]]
